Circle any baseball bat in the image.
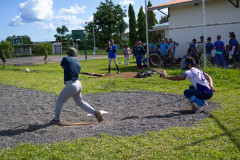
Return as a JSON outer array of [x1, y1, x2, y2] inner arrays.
[[80, 72, 104, 77]]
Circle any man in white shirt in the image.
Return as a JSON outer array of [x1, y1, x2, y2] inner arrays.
[[157, 57, 215, 113]]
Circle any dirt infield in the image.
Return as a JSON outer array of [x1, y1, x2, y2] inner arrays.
[[0, 84, 220, 148]]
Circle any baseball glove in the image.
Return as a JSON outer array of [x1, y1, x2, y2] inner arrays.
[[156, 69, 167, 78]]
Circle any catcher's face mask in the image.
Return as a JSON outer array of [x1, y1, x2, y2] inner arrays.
[[181, 59, 195, 71]]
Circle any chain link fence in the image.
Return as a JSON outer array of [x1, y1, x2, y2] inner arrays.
[[147, 0, 240, 69]]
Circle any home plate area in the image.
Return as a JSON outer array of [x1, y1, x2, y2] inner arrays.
[[0, 84, 219, 148]]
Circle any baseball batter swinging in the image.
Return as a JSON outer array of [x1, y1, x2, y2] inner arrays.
[[50, 47, 103, 124], [157, 57, 215, 113]]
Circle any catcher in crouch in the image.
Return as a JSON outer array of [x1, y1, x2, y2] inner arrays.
[[157, 57, 215, 114]]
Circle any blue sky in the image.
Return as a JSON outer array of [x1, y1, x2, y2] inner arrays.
[[0, 0, 169, 42]]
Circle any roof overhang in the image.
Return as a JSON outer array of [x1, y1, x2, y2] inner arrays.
[[148, 0, 208, 11]]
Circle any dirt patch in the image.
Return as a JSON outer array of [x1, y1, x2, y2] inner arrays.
[[106, 72, 137, 78], [0, 84, 219, 148]]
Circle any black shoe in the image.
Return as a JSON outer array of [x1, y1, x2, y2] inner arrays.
[[50, 119, 61, 125], [95, 110, 104, 123]]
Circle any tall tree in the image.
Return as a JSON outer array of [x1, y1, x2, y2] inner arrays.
[[128, 3, 137, 47], [54, 25, 71, 42], [116, 19, 128, 49], [147, 1, 158, 42], [93, 0, 126, 48], [137, 6, 146, 43], [0, 40, 14, 67], [159, 16, 168, 24]]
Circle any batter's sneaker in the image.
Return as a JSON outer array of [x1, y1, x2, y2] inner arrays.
[[195, 105, 205, 114], [95, 110, 103, 123], [50, 119, 61, 125]]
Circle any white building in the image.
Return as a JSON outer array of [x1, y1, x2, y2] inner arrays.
[[148, 0, 240, 58]]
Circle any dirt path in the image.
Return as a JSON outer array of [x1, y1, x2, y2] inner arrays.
[[4, 55, 124, 65]]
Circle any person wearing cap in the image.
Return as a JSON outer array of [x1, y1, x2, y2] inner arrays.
[[50, 47, 103, 124], [213, 35, 227, 68], [157, 57, 215, 114], [123, 44, 131, 66], [106, 39, 120, 74]]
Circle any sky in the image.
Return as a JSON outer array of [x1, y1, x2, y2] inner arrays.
[[0, 0, 169, 42]]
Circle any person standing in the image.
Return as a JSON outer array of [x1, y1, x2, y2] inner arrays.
[[160, 38, 170, 68], [169, 38, 179, 64], [213, 35, 226, 68], [123, 44, 131, 66], [189, 39, 199, 64], [136, 41, 145, 70], [206, 37, 213, 64], [106, 39, 120, 74], [133, 41, 138, 60], [198, 36, 204, 62], [157, 57, 215, 114], [50, 47, 103, 124], [228, 32, 239, 67]]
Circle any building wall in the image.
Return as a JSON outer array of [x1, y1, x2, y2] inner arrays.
[[168, 0, 240, 58]]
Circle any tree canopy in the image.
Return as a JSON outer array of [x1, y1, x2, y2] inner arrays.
[[137, 6, 146, 43], [0, 40, 14, 66], [54, 25, 71, 42], [147, 1, 158, 42], [93, 0, 126, 48], [128, 3, 137, 46]]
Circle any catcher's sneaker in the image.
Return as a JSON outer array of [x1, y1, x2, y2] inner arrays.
[[195, 105, 205, 114], [50, 119, 61, 125], [190, 102, 198, 110], [95, 110, 104, 123]]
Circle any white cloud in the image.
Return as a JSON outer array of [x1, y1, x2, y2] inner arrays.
[[124, 17, 129, 24], [119, 0, 135, 5], [88, 15, 93, 22], [9, 0, 54, 26], [9, 0, 87, 32], [59, 4, 86, 15]]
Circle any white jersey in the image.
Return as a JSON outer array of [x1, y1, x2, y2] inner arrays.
[[183, 67, 211, 92]]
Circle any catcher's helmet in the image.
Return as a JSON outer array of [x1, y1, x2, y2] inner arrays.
[[180, 57, 195, 71]]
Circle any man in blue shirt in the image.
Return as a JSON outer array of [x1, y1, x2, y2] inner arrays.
[[136, 41, 145, 70], [106, 39, 120, 75], [189, 39, 199, 64], [206, 37, 213, 64], [51, 47, 103, 124], [214, 35, 226, 68], [228, 32, 239, 67], [160, 38, 170, 68]]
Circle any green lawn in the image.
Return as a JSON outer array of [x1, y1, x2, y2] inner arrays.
[[0, 58, 239, 159]]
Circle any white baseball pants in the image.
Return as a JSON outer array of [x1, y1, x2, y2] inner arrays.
[[54, 80, 95, 120]]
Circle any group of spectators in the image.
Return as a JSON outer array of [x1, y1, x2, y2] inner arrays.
[[149, 37, 179, 68], [188, 32, 240, 68]]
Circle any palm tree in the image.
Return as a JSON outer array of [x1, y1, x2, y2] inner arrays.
[[0, 40, 14, 67]]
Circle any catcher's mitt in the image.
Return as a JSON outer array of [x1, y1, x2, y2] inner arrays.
[[156, 69, 167, 78]]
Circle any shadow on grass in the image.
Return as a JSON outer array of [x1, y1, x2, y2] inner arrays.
[[176, 114, 240, 152], [0, 123, 52, 137]]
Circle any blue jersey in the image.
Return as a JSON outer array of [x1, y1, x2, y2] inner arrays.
[[190, 44, 197, 56], [61, 57, 81, 82], [160, 42, 169, 55], [206, 42, 213, 54], [150, 43, 157, 53], [136, 46, 144, 57], [229, 39, 238, 54], [106, 44, 117, 58], [214, 40, 224, 53]]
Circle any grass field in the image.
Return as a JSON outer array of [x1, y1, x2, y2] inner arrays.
[[0, 57, 239, 159]]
